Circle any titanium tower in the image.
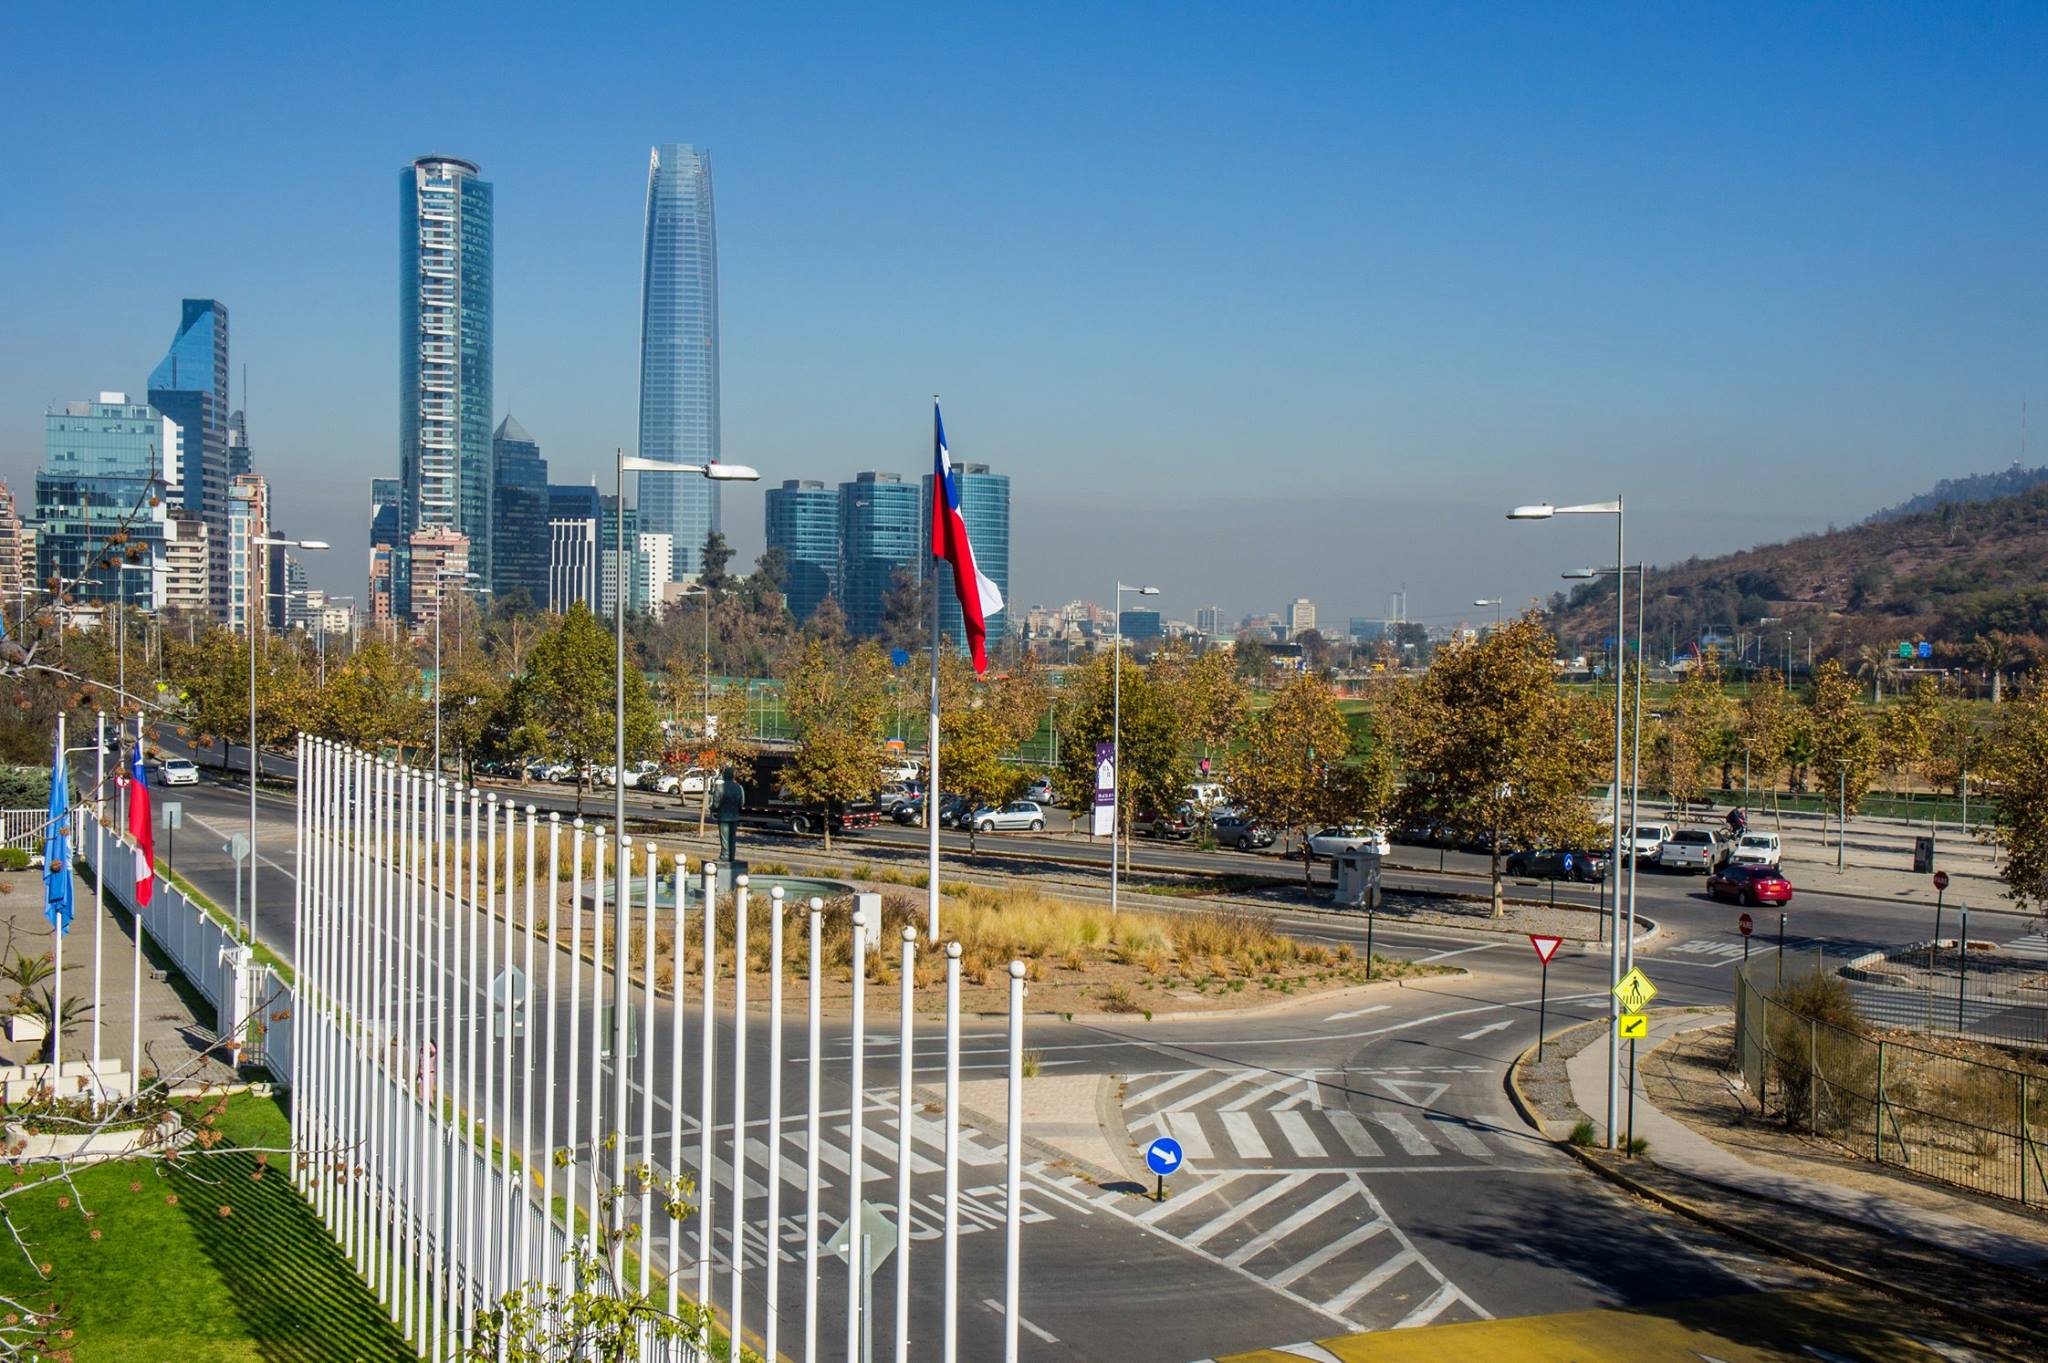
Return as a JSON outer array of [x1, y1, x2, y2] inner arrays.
[[636, 143, 720, 578]]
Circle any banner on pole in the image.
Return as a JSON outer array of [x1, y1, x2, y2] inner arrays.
[[1091, 741, 1115, 837]]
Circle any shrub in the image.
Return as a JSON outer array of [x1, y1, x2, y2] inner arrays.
[[1766, 971, 1876, 1135], [1568, 1119, 1597, 1147], [0, 848, 31, 873]]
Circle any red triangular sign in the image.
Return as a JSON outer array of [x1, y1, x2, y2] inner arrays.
[[1528, 934, 1563, 965]]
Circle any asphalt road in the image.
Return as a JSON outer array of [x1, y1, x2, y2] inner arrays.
[[143, 741, 2033, 1361]]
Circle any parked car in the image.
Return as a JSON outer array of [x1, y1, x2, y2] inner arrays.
[[157, 756, 199, 787], [1022, 776, 1055, 804], [654, 767, 712, 796], [1706, 862, 1794, 906], [1133, 807, 1194, 839], [1211, 811, 1274, 850], [1504, 848, 1610, 882], [881, 760, 922, 784], [971, 801, 1046, 833], [1658, 828, 1721, 873], [933, 793, 972, 829], [1184, 782, 1228, 811], [1305, 824, 1392, 860], [1394, 819, 1451, 848], [1626, 822, 1674, 863], [1726, 832, 1782, 868]]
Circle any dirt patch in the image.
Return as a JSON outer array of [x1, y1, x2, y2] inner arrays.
[[1512, 1019, 1607, 1139]]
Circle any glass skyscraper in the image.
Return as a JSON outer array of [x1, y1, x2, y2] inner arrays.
[[923, 462, 1011, 654], [838, 472, 921, 638], [147, 299, 229, 615], [764, 479, 840, 624], [636, 143, 720, 578], [490, 415, 549, 607], [35, 394, 175, 610], [400, 155, 494, 612]]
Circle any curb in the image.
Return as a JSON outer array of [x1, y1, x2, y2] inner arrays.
[[1502, 1034, 2048, 1350]]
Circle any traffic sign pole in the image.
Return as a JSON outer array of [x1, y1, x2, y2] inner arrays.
[[1931, 870, 1950, 975], [1739, 911, 1753, 967], [1958, 905, 1970, 1032], [1627, 1037, 1638, 1156], [1528, 936, 1564, 1061]]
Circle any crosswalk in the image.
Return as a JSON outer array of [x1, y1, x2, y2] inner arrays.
[[1123, 1067, 1523, 1170]]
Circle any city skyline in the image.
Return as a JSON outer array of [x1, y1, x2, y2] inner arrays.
[[635, 142, 722, 579]]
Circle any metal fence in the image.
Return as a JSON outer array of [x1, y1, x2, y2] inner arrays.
[[1836, 935, 2048, 1051], [1734, 959, 2048, 1205], [1, 807, 48, 850]]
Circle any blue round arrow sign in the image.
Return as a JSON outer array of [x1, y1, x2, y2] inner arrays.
[[1145, 1136, 1184, 1176]]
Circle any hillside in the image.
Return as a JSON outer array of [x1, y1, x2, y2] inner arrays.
[[1548, 482, 2048, 664], [1867, 463, 2048, 523]]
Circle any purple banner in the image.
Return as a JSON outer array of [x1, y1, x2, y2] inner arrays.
[[1092, 742, 1116, 836]]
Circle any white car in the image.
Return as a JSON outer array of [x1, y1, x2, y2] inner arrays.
[[1305, 824, 1392, 860], [654, 767, 711, 796], [1626, 823, 1674, 863], [1658, 828, 1720, 873], [1727, 832, 1782, 867], [1184, 782, 1228, 810], [972, 801, 1046, 832], [157, 757, 199, 787]]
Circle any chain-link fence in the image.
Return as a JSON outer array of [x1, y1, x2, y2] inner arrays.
[[1837, 934, 2048, 1050], [1734, 960, 2048, 1205]]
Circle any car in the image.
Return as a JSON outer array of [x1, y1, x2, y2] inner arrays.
[[1707, 861, 1793, 906], [1504, 848, 1610, 882], [654, 767, 712, 796], [881, 760, 922, 785], [1305, 824, 1392, 860], [972, 801, 1046, 833], [1184, 782, 1228, 811], [1022, 776, 1055, 804], [878, 783, 924, 815], [1394, 819, 1451, 847], [933, 793, 972, 829], [1211, 811, 1274, 850], [598, 760, 660, 789], [1626, 822, 1674, 863], [1132, 807, 1194, 839], [1658, 828, 1720, 873], [1726, 832, 1782, 868], [157, 756, 199, 787]]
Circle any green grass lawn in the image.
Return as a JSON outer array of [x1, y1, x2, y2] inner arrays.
[[0, 1094, 412, 1363]]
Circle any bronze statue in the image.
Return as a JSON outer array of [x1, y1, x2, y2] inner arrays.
[[714, 766, 745, 864]]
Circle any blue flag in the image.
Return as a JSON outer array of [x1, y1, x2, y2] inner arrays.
[[43, 735, 72, 936]]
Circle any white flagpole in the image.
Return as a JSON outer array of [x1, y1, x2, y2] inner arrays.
[[500, 801, 519, 1295], [462, 784, 482, 1338], [379, 760, 399, 1313], [346, 752, 365, 1272], [928, 439, 942, 944], [430, 775, 450, 1359], [131, 714, 146, 1106], [847, 903, 867, 1363], [729, 873, 750, 1335], [521, 804, 539, 1283], [665, 850, 689, 1320], [588, 827, 608, 1259], [370, 759, 391, 1310], [91, 710, 104, 1100], [541, 812, 560, 1294], [1005, 959, 1025, 1363], [397, 765, 415, 1335], [765, 885, 785, 1363], [480, 792, 498, 1301], [290, 733, 305, 1173], [610, 832, 632, 1287], [567, 819, 585, 1258], [943, 939, 961, 1363], [696, 860, 718, 1349], [639, 841, 658, 1299], [896, 925, 915, 1363], [804, 897, 823, 1363]]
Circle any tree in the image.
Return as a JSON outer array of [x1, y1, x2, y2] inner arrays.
[[1386, 618, 1604, 915], [699, 530, 735, 598], [877, 565, 931, 655], [934, 650, 1048, 850], [1226, 672, 1354, 886], [173, 627, 313, 774], [1876, 675, 1943, 797], [1982, 680, 2048, 911], [1053, 652, 1183, 861], [1921, 691, 1978, 800], [1805, 658, 1878, 816], [1651, 649, 1730, 813], [436, 658, 512, 781], [1737, 668, 1795, 811], [782, 639, 892, 849], [509, 604, 658, 814], [1151, 645, 1249, 773], [314, 638, 426, 755]]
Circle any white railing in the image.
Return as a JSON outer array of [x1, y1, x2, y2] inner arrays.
[[1, 807, 48, 850]]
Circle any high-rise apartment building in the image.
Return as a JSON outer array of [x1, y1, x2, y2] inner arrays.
[[636, 143, 720, 579], [406, 527, 470, 641], [147, 300, 230, 616], [368, 543, 397, 635], [838, 472, 920, 638], [1196, 606, 1225, 636], [0, 481, 22, 610], [764, 479, 839, 624], [399, 155, 494, 610], [922, 462, 1011, 655], [1287, 597, 1317, 639], [163, 511, 210, 615], [635, 532, 675, 617], [490, 415, 549, 606], [35, 394, 177, 611], [226, 475, 269, 634], [369, 477, 401, 548]]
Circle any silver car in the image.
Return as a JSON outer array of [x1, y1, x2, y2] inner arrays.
[[972, 801, 1046, 833]]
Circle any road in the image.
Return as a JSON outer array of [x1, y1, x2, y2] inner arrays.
[[146, 741, 2033, 1360]]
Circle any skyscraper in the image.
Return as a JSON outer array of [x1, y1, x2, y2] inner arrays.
[[147, 299, 229, 616], [922, 462, 1011, 655], [838, 472, 920, 638], [490, 415, 549, 607], [1287, 597, 1317, 639], [400, 155, 494, 613], [636, 143, 720, 579], [764, 479, 839, 624], [228, 408, 253, 481], [546, 483, 602, 613], [0, 480, 22, 610], [226, 474, 268, 635], [35, 394, 176, 611]]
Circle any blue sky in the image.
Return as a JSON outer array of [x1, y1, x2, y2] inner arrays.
[[2, 2, 2043, 629]]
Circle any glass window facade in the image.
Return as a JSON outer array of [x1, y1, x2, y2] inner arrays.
[[490, 415, 549, 608], [764, 479, 840, 623], [147, 299, 229, 616], [636, 143, 721, 578], [34, 398, 173, 609], [923, 463, 1012, 655], [838, 472, 921, 638]]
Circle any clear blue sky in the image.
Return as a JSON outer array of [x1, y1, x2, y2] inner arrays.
[[2, 2, 2043, 629]]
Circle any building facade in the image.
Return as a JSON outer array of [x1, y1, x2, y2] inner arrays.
[[547, 519, 598, 613], [635, 143, 721, 579], [0, 480, 22, 611], [1118, 609, 1164, 641], [399, 155, 494, 608], [35, 395, 176, 611], [226, 475, 268, 634], [147, 300, 230, 617], [1287, 597, 1317, 639], [838, 472, 920, 638], [162, 511, 209, 615], [490, 415, 549, 606], [406, 527, 470, 641], [764, 478, 839, 624], [1196, 606, 1225, 636], [921, 462, 1011, 655]]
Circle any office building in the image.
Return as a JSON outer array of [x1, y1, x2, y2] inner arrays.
[[764, 479, 839, 623], [1287, 597, 1317, 639], [490, 415, 549, 607], [547, 519, 598, 613], [369, 477, 401, 548], [636, 143, 721, 579], [0, 481, 22, 609], [1118, 609, 1164, 641], [226, 475, 269, 634], [34, 394, 176, 611], [274, 552, 308, 631], [399, 155, 494, 607], [147, 301, 230, 616], [636, 531, 675, 616], [838, 472, 920, 638], [921, 461, 1011, 655], [1348, 617, 1389, 643], [228, 408, 253, 481], [1195, 606, 1225, 636], [368, 543, 397, 634], [406, 527, 470, 639], [163, 512, 210, 615]]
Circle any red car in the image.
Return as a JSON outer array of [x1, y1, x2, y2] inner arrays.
[[1707, 862, 1793, 906]]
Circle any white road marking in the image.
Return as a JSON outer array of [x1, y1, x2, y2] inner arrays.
[[1395, 1280, 1464, 1328], [1324, 1111, 1384, 1158], [1323, 1004, 1392, 1022], [1457, 1020, 1513, 1040], [1165, 1111, 1213, 1160], [1267, 1215, 1389, 1289], [1220, 1111, 1272, 1160], [1367, 1112, 1435, 1156], [1224, 1074, 1308, 1112], [981, 1297, 1058, 1344], [1182, 1173, 1312, 1249], [1322, 1247, 1419, 1314], [1413, 943, 1500, 964], [1124, 1068, 1210, 1108], [1274, 1110, 1326, 1159], [1223, 1182, 1360, 1268], [1424, 1114, 1493, 1158], [1138, 1174, 1240, 1223], [1371, 1078, 1449, 1109]]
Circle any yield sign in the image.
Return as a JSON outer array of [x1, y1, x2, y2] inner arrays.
[[1528, 934, 1564, 965], [1372, 1077, 1449, 1109]]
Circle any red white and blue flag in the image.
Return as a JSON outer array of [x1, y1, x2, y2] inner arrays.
[[127, 734, 154, 906], [930, 402, 1004, 673]]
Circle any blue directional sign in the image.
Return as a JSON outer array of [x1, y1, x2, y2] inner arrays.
[[1562, 852, 1575, 874], [890, 648, 911, 668], [1144, 1136, 1185, 1176], [1917, 641, 1932, 659]]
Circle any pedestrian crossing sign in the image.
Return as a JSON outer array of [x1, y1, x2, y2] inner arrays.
[[1612, 966, 1657, 1013], [1617, 1012, 1648, 1039]]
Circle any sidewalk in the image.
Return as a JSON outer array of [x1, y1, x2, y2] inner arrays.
[[1564, 1010, 2048, 1271]]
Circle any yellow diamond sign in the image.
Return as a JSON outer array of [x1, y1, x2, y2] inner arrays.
[[1613, 966, 1658, 1013]]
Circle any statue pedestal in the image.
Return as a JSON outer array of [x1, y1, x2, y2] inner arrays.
[[717, 860, 749, 892]]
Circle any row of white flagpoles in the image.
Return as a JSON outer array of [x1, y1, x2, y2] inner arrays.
[[289, 735, 1029, 1361]]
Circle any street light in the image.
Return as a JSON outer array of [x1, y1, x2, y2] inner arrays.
[[432, 570, 484, 775], [1511, 495, 1626, 1149], [1473, 598, 1503, 627], [613, 451, 759, 1145], [669, 583, 714, 831], [1566, 564, 1647, 979], [246, 535, 327, 942], [1111, 582, 1161, 918]]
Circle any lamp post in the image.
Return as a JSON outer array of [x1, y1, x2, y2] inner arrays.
[[668, 583, 714, 829], [110, 559, 157, 713], [1111, 583, 1161, 918], [432, 571, 485, 775], [1473, 597, 1503, 628], [247, 535, 327, 942], [1512, 496, 1625, 1149], [1566, 563, 1646, 975], [613, 450, 759, 1138]]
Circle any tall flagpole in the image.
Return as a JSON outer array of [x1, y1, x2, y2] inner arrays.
[[927, 396, 942, 941], [91, 710, 104, 1096]]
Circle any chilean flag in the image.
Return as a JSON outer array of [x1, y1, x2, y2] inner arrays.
[[930, 402, 1004, 673], [127, 736, 155, 907]]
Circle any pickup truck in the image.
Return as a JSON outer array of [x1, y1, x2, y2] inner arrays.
[[740, 754, 882, 836], [1626, 822, 1674, 864], [1657, 828, 1720, 873]]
